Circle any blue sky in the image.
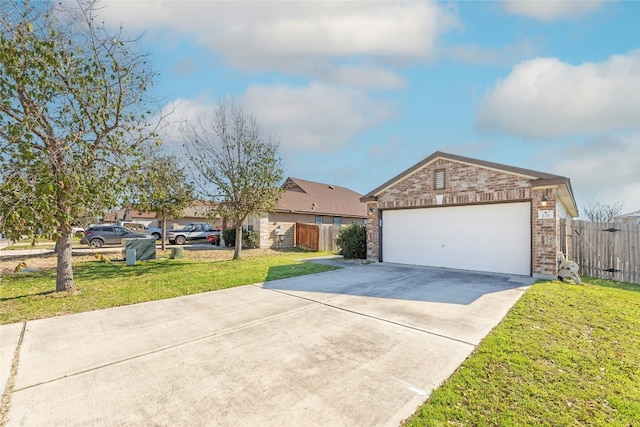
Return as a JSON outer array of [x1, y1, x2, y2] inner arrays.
[[101, 0, 640, 215]]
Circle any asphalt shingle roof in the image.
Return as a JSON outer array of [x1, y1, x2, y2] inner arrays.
[[276, 177, 367, 218]]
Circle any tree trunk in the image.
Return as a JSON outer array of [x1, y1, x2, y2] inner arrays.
[[233, 224, 242, 260], [55, 230, 75, 292], [161, 217, 167, 251]]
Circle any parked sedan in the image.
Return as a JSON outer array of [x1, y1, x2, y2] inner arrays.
[[80, 225, 153, 248]]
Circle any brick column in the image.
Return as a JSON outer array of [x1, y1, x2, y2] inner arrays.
[[365, 202, 379, 261], [532, 188, 558, 278]]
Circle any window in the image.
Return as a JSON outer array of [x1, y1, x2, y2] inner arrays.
[[434, 169, 446, 190], [315, 216, 323, 225], [333, 217, 342, 226]]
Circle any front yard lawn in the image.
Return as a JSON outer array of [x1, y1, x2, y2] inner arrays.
[[404, 277, 640, 426], [0, 249, 338, 324]]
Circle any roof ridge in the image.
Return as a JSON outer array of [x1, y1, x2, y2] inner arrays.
[[363, 151, 568, 199]]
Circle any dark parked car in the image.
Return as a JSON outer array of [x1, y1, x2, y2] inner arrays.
[[80, 225, 153, 248]]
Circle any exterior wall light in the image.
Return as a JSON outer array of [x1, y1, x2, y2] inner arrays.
[[541, 195, 548, 207]]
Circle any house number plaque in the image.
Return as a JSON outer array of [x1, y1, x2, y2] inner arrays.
[[538, 210, 554, 219]]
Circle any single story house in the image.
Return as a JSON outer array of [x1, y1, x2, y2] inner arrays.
[[104, 201, 224, 230], [103, 209, 157, 227], [360, 151, 579, 278], [614, 210, 640, 225], [247, 177, 367, 248]]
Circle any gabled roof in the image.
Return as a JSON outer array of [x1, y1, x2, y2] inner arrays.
[[361, 151, 578, 216], [104, 209, 158, 221], [616, 210, 640, 219], [276, 177, 367, 218]]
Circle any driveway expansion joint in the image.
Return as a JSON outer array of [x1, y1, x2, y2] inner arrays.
[[11, 303, 320, 393], [257, 281, 477, 348]]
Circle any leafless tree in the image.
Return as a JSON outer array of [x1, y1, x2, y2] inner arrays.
[[182, 99, 284, 259], [582, 201, 624, 222]]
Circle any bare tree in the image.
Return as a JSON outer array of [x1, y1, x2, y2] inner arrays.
[[183, 100, 284, 259], [582, 201, 624, 222], [0, 0, 158, 291]]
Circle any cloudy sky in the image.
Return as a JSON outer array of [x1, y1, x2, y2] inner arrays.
[[100, 0, 640, 215]]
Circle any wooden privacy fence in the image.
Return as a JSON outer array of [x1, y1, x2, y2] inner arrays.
[[568, 220, 639, 284], [295, 223, 341, 252]]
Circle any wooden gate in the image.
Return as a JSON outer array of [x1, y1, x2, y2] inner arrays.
[[570, 220, 639, 284], [295, 223, 319, 251], [295, 223, 341, 252]]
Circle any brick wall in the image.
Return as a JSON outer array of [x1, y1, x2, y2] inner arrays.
[[365, 158, 560, 277]]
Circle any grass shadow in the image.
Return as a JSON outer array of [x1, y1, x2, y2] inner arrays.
[[584, 276, 640, 292], [265, 262, 339, 282]]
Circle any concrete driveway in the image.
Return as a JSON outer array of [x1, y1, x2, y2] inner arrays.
[[1, 262, 534, 426]]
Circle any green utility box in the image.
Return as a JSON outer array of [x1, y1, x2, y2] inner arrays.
[[122, 238, 156, 261]]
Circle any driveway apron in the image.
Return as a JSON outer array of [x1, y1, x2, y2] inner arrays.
[[1, 263, 533, 426]]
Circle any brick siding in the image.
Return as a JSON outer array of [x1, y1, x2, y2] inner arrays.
[[365, 158, 561, 277]]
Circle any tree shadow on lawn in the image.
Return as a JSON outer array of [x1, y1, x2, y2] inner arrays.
[[0, 289, 56, 302]]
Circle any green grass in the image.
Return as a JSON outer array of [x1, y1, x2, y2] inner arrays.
[[0, 251, 339, 324], [404, 277, 640, 426]]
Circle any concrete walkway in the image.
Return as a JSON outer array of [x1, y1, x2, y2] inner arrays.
[[0, 263, 534, 426]]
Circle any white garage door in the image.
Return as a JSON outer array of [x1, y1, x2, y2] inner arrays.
[[382, 202, 531, 275]]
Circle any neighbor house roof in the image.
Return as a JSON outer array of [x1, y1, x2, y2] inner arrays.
[[182, 199, 213, 218], [615, 210, 640, 220], [275, 177, 367, 218], [361, 151, 578, 216], [103, 209, 157, 222]]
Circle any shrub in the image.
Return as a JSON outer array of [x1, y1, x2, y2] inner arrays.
[[243, 231, 259, 248], [222, 228, 236, 247], [335, 223, 366, 259]]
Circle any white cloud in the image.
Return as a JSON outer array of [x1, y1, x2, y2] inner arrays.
[[242, 83, 396, 153], [543, 133, 640, 213], [100, 1, 457, 88], [502, 0, 606, 22], [148, 97, 216, 155], [477, 51, 640, 139], [151, 82, 396, 157]]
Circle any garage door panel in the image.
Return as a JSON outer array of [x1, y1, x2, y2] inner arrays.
[[382, 203, 530, 275]]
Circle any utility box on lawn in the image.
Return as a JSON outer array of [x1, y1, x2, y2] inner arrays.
[[122, 238, 156, 261]]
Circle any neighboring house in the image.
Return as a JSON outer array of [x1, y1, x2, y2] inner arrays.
[[614, 210, 640, 224], [168, 200, 223, 230], [360, 151, 579, 278], [103, 209, 157, 227], [104, 201, 223, 230], [246, 177, 367, 248]]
